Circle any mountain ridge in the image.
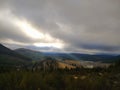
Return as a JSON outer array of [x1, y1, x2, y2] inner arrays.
[[15, 48, 44, 61], [0, 44, 32, 67]]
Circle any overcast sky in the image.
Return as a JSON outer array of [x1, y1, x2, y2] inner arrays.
[[0, 0, 120, 54]]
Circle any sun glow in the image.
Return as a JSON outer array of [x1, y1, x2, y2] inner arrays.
[[14, 19, 65, 49], [34, 42, 64, 49], [15, 20, 45, 39]]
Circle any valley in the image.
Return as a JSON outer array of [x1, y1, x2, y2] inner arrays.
[[0, 44, 120, 90], [0, 44, 116, 70]]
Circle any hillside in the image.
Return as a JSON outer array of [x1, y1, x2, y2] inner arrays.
[[15, 48, 44, 61], [0, 44, 31, 67], [32, 58, 78, 71], [0, 44, 31, 61]]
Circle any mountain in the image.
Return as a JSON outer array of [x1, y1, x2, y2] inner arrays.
[[0, 44, 119, 70], [43, 52, 117, 63], [70, 53, 116, 62], [43, 52, 73, 60], [15, 48, 44, 61], [0, 44, 31, 67], [14, 47, 120, 63], [33, 59, 77, 71]]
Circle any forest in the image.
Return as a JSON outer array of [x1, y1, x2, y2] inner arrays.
[[0, 62, 120, 90]]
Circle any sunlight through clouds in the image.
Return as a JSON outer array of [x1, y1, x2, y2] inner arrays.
[[15, 19, 45, 39], [34, 42, 64, 49], [0, 8, 64, 49], [14, 19, 65, 49]]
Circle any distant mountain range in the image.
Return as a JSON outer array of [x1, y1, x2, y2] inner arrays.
[[43, 52, 119, 63], [14, 48, 118, 63], [14, 47, 120, 63], [0, 44, 120, 69]]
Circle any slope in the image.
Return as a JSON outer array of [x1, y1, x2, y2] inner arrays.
[[15, 48, 44, 61], [0, 44, 31, 66]]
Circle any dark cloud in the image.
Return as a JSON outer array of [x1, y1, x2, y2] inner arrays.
[[25, 45, 62, 52], [0, 0, 120, 54], [80, 44, 120, 51]]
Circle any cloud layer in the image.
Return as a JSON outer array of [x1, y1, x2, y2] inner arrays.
[[0, 0, 120, 54]]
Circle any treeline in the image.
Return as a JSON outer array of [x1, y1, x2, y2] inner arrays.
[[0, 65, 120, 90]]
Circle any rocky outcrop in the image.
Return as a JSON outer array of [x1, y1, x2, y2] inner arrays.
[[33, 60, 58, 71]]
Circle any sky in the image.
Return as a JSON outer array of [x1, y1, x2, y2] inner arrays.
[[0, 0, 120, 54]]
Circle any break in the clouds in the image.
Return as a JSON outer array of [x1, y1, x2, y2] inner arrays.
[[0, 0, 120, 54]]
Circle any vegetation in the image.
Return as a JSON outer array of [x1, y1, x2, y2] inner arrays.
[[0, 63, 120, 90], [15, 48, 44, 61]]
